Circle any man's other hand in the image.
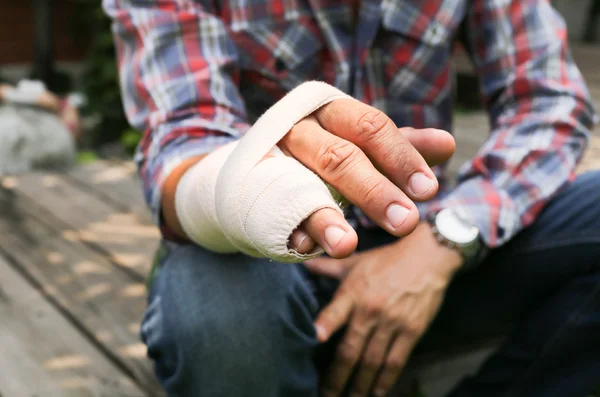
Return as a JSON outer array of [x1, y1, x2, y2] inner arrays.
[[304, 223, 462, 397]]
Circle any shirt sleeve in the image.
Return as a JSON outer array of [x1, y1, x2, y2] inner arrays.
[[103, 0, 249, 224], [435, 0, 596, 247]]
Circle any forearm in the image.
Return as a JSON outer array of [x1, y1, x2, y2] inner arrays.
[[403, 222, 463, 276]]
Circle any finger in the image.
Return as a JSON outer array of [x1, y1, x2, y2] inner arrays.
[[278, 148, 354, 257], [314, 99, 439, 201], [288, 227, 316, 254], [400, 127, 456, 166], [302, 208, 358, 258], [279, 117, 420, 237], [351, 325, 396, 397], [303, 255, 357, 279], [372, 334, 416, 397], [322, 312, 375, 397], [314, 292, 354, 342]]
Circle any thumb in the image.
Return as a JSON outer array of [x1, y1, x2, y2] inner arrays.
[[304, 256, 355, 279]]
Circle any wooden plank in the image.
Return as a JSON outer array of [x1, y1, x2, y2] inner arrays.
[[66, 160, 153, 225], [0, 254, 146, 397], [3, 171, 160, 279], [0, 187, 164, 396]]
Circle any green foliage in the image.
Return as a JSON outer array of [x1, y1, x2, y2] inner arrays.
[[77, 150, 99, 164], [73, 2, 139, 152], [121, 128, 143, 154]]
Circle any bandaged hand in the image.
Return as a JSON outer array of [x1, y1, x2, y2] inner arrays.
[[174, 82, 455, 262]]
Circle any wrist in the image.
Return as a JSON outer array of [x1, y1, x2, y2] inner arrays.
[[427, 208, 487, 272], [402, 222, 463, 276]]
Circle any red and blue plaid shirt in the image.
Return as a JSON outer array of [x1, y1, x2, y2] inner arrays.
[[104, 0, 595, 247]]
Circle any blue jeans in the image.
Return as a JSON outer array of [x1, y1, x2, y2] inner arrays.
[[141, 171, 600, 397]]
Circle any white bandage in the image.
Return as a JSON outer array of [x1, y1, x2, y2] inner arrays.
[[175, 81, 351, 262]]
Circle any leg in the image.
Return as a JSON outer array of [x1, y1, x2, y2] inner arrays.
[[141, 243, 322, 397], [417, 171, 600, 397]]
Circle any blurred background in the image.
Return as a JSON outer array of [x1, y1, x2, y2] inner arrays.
[[0, 0, 137, 159], [0, 0, 598, 160], [0, 1, 597, 396]]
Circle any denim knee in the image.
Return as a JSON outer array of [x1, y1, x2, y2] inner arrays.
[[141, 243, 321, 397]]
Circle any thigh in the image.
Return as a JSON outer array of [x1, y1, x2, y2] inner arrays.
[[142, 242, 322, 397], [418, 170, 600, 352]]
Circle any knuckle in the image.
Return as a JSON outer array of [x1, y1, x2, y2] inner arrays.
[[381, 311, 402, 330], [338, 341, 361, 363], [361, 298, 384, 318], [356, 109, 390, 142], [359, 177, 387, 207], [379, 310, 399, 328], [317, 140, 363, 180], [381, 140, 413, 172]]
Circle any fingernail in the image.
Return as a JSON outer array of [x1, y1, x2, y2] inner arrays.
[[292, 230, 308, 249], [409, 172, 434, 196], [325, 226, 346, 250], [297, 233, 309, 249], [315, 324, 328, 341], [295, 232, 316, 253], [386, 204, 410, 229]]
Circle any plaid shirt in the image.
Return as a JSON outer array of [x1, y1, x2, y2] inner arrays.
[[104, 0, 594, 248]]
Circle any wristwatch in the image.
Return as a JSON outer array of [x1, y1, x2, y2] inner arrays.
[[427, 208, 488, 270]]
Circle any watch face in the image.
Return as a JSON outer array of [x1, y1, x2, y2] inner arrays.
[[435, 208, 479, 245]]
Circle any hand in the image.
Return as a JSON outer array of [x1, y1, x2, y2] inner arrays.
[[280, 99, 455, 258], [304, 223, 462, 397], [161, 100, 455, 249]]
